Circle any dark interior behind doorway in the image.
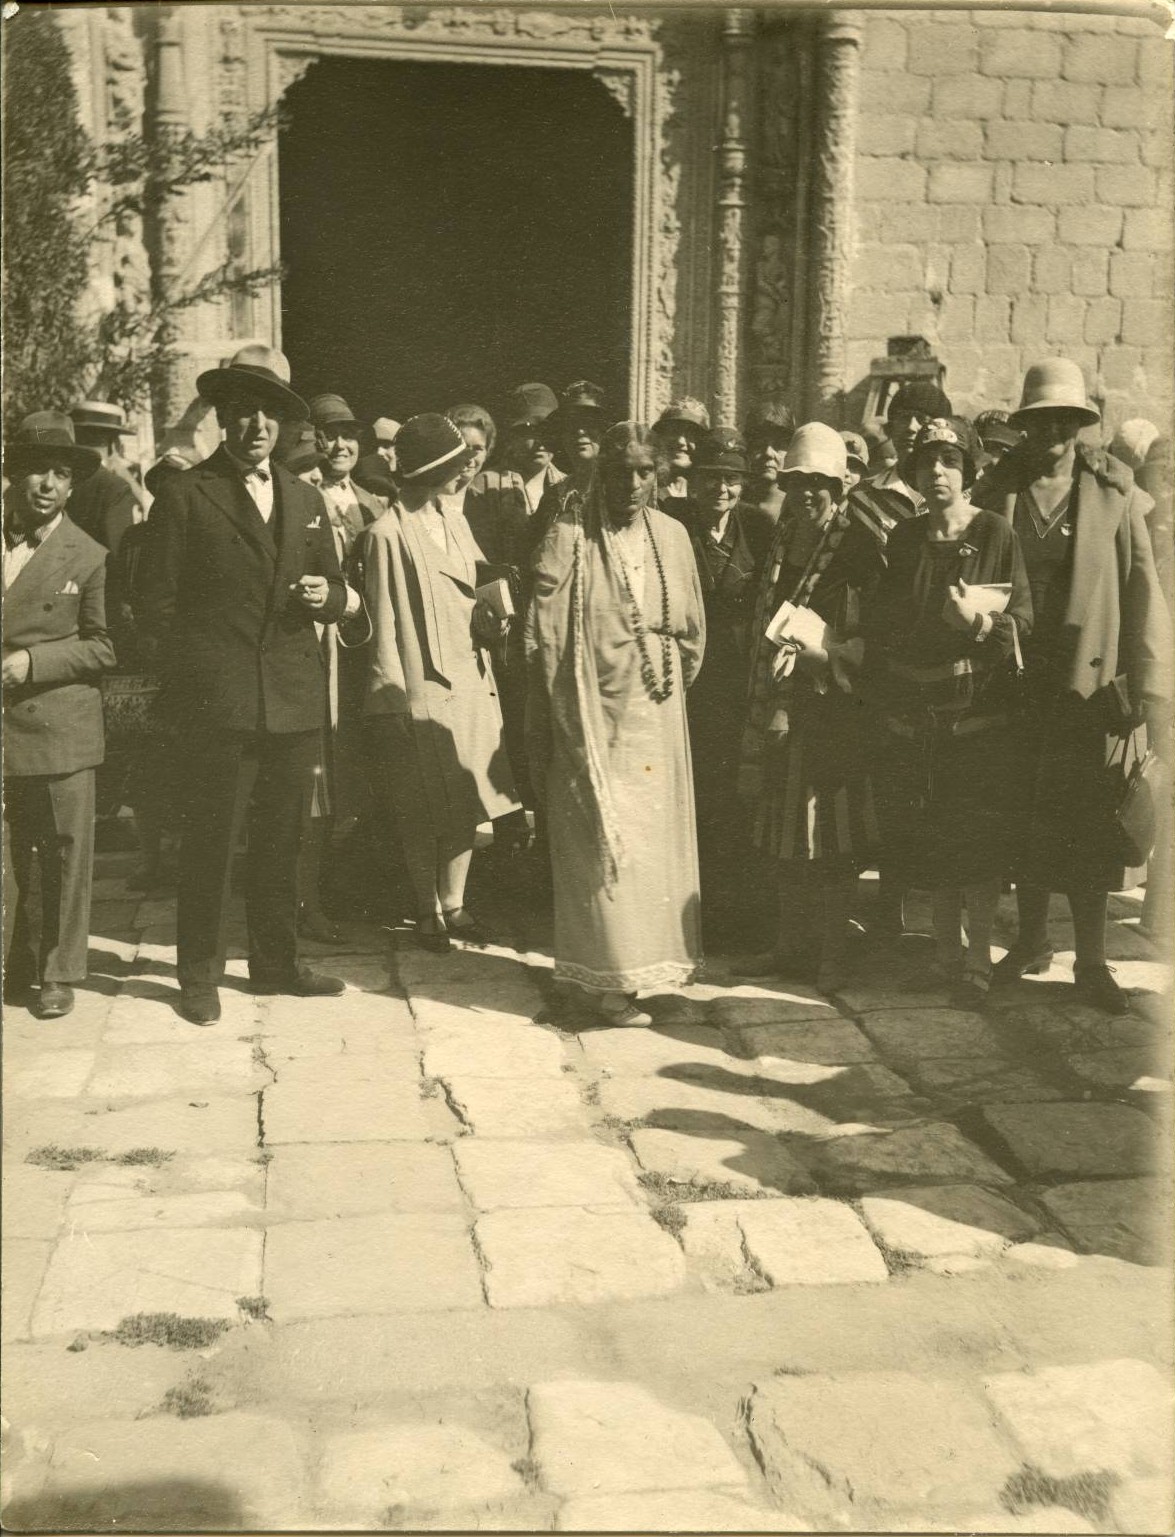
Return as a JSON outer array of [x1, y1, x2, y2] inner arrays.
[[278, 56, 634, 427]]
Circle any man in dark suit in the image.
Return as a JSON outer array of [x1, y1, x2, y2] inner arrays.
[[66, 400, 142, 559], [353, 415, 400, 502], [3, 413, 117, 1018], [138, 345, 349, 1025]]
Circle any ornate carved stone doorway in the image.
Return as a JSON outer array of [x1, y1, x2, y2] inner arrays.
[[277, 54, 633, 419]]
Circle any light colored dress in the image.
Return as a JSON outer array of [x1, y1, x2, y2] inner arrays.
[[526, 487, 706, 992], [354, 500, 519, 840]]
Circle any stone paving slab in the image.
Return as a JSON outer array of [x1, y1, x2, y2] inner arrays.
[[858, 1184, 1040, 1266], [7, 1051, 97, 1101], [315, 1422, 526, 1524], [31, 1224, 263, 1337], [422, 1019, 566, 1080], [83, 1040, 266, 1101], [64, 1184, 259, 1233], [1065, 1046, 1173, 1093], [442, 1075, 591, 1137], [2, 1239, 52, 1343], [4, 1095, 260, 1159], [3, 1412, 308, 1530], [811, 1122, 1015, 1193], [999, 1000, 1161, 1054], [477, 1208, 686, 1307], [679, 1198, 889, 1289], [749, 1371, 1021, 1526], [1110, 1475, 1175, 1535], [983, 1358, 1173, 1482], [1038, 1178, 1170, 1265], [577, 1025, 736, 1076], [528, 1379, 747, 1496], [856, 1007, 1011, 1062], [707, 994, 842, 1028], [555, 1488, 807, 1531], [597, 1074, 835, 1138], [2, 1338, 193, 1427], [905, 1057, 1067, 1106], [982, 1102, 1161, 1179], [727, 1019, 877, 1064], [629, 1126, 815, 1197], [455, 1139, 643, 1209], [263, 1212, 484, 1320], [2, 1164, 74, 1240], [263, 1056, 433, 1144], [266, 1142, 463, 1219]]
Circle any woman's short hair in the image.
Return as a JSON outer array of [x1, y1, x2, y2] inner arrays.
[[600, 421, 657, 460], [445, 403, 496, 457]]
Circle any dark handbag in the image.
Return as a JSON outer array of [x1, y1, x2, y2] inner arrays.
[[1110, 736, 1169, 866], [100, 672, 166, 749]]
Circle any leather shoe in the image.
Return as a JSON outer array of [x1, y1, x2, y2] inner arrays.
[[180, 985, 221, 1026], [37, 983, 75, 1019], [1073, 963, 1129, 1016], [251, 966, 345, 997]]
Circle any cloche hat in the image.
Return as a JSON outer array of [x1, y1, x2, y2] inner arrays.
[[692, 428, 749, 475], [4, 411, 101, 482], [1011, 358, 1100, 426], [655, 396, 711, 434], [70, 400, 137, 437], [395, 413, 472, 483], [974, 408, 1022, 451], [308, 393, 362, 434], [371, 416, 402, 445], [778, 422, 848, 488], [503, 383, 559, 430], [888, 380, 953, 422], [197, 344, 308, 419], [908, 416, 980, 485], [551, 379, 608, 427]]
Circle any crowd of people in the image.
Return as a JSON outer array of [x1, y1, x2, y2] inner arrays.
[[3, 349, 1171, 1030]]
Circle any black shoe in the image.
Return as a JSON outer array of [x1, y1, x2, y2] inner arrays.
[[250, 965, 346, 997], [993, 945, 1054, 984], [412, 916, 452, 954], [1073, 963, 1130, 1016], [441, 907, 493, 946], [37, 983, 75, 1019], [179, 985, 221, 1026]]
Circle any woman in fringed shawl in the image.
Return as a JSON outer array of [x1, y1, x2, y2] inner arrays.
[[525, 423, 706, 1027], [738, 424, 884, 994]]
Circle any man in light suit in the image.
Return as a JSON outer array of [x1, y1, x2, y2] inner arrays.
[[138, 346, 349, 1025], [3, 413, 117, 1018]]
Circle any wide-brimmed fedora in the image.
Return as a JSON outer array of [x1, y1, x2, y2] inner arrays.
[[503, 384, 559, 431], [655, 396, 711, 435], [5, 411, 101, 482], [1011, 358, 1100, 426], [693, 427, 749, 475], [395, 414, 472, 483], [308, 393, 362, 435], [839, 431, 870, 476], [70, 400, 137, 438], [196, 344, 308, 419], [778, 423, 848, 487]]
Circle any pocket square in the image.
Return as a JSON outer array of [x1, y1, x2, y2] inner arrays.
[[58, 580, 80, 596], [306, 516, 322, 530]]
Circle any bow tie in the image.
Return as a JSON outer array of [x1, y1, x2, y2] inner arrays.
[[244, 467, 270, 483]]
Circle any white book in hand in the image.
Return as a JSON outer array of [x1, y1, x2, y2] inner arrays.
[[765, 599, 829, 659], [960, 581, 1012, 616], [475, 577, 514, 620]]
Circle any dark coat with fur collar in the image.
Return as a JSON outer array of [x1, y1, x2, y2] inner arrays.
[[973, 441, 1171, 710]]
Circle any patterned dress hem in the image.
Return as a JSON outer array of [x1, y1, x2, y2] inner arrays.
[[555, 959, 701, 993]]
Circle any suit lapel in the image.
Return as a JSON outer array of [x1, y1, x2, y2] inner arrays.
[[196, 448, 278, 561], [4, 517, 74, 607], [273, 466, 309, 596]]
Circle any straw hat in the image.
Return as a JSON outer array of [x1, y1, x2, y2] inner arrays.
[[196, 344, 308, 419], [1011, 358, 1100, 426], [371, 416, 402, 445], [70, 400, 137, 438], [778, 423, 848, 487]]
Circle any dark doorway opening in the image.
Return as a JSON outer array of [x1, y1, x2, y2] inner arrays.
[[278, 56, 634, 426]]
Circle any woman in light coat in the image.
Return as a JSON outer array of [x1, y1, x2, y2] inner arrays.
[[351, 414, 519, 951]]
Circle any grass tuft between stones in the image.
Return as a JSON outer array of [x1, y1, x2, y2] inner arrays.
[[511, 1456, 542, 1492], [235, 1295, 271, 1322], [100, 1313, 232, 1350], [1002, 1465, 1121, 1523], [25, 1144, 174, 1171], [651, 1203, 687, 1237], [159, 1378, 215, 1418], [637, 1170, 773, 1204]]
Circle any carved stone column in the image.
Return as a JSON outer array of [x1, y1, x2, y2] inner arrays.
[[807, 13, 862, 423], [149, 6, 194, 428], [713, 9, 755, 430]]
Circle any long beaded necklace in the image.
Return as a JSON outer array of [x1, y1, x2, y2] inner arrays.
[[603, 508, 675, 704]]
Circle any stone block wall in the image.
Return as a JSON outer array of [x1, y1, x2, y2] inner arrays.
[[848, 9, 1173, 433]]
